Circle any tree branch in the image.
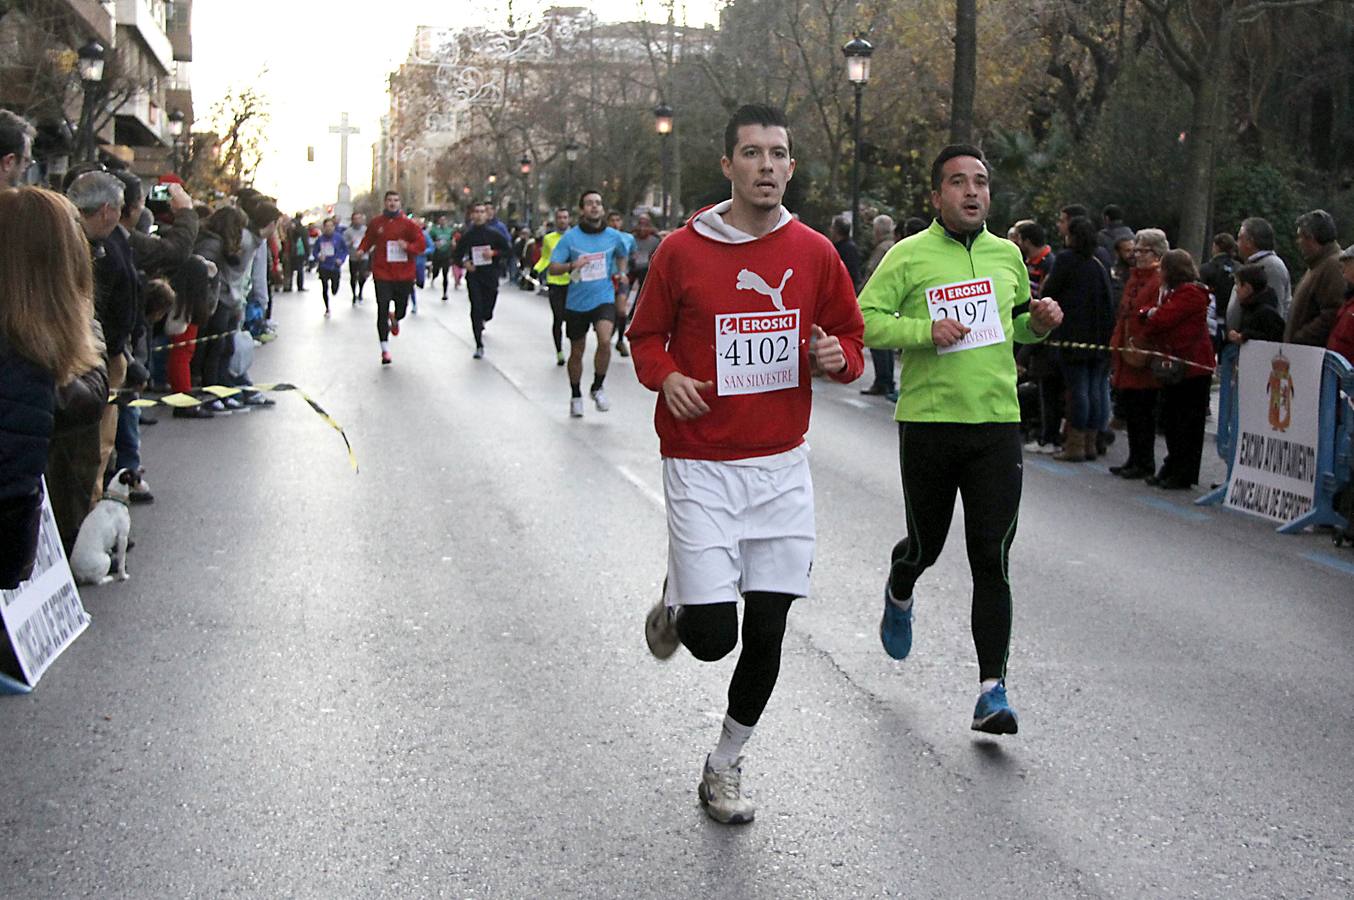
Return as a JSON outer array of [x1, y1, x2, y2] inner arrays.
[[1236, 0, 1346, 24]]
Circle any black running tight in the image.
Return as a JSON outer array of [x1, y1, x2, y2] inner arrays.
[[888, 422, 1022, 682], [676, 592, 794, 727]]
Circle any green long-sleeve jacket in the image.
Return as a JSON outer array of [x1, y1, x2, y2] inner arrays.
[[858, 220, 1045, 423]]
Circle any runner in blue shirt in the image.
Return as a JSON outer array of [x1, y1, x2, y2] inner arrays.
[[549, 189, 629, 418]]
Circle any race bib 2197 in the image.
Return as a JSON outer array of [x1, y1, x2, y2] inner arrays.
[[926, 277, 1005, 354]]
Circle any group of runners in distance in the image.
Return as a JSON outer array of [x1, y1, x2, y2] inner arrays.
[[350, 104, 1063, 825]]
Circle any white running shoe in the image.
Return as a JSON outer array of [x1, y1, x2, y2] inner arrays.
[[644, 597, 680, 660], [569, 397, 584, 418], [591, 387, 611, 412], [698, 755, 755, 824]]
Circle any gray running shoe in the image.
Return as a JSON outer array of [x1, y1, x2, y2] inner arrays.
[[644, 597, 680, 660], [698, 755, 755, 824]]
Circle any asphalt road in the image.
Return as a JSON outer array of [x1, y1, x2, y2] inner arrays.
[[3, 277, 1351, 899]]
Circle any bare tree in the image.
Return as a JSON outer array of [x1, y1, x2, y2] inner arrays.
[[1139, 0, 1349, 258], [950, 0, 977, 143]]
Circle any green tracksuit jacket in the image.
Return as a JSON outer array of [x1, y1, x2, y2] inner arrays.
[[858, 220, 1046, 424]]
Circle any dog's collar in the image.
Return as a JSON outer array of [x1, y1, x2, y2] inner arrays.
[[102, 493, 130, 508]]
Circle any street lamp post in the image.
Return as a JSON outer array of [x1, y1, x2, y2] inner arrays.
[[75, 40, 106, 163], [653, 103, 673, 228], [564, 141, 579, 206], [168, 108, 185, 172], [842, 35, 873, 241], [519, 152, 532, 228]]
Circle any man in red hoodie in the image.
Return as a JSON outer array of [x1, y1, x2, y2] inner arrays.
[[628, 104, 864, 826], [358, 190, 427, 365]]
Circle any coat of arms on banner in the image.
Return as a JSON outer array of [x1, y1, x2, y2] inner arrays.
[[1266, 351, 1295, 433]]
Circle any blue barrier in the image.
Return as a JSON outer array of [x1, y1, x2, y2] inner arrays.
[[1198, 344, 1353, 534]]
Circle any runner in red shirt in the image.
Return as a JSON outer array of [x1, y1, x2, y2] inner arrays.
[[357, 190, 427, 365], [628, 104, 864, 825]]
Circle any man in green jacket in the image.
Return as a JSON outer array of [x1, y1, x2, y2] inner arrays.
[[534, 207, 574, 366], [858, 144, 1062, 735]]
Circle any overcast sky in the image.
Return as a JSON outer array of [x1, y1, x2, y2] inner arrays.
[[191, 1, 720, 211]]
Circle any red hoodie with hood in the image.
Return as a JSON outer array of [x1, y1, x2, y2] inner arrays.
[[627, 201, 865, 460]]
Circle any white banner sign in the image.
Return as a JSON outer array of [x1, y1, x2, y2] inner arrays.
[[0, 481, 90, 688], [1224, 342, 1325, 523]]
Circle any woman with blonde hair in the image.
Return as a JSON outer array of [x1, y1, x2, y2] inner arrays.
[[0, 186, 100, 587]]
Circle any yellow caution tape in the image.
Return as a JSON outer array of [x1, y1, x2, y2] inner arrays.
[[1042, 340, 1217, 374], [115, 383, 359, 473], [147, 329, 276, 353]]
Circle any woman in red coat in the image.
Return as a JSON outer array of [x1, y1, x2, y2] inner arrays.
[[1109, 228, 1167, 478], [1138, 249, 1217, 489]]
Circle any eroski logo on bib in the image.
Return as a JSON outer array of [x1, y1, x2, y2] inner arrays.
[[716, 267, 800, 396]]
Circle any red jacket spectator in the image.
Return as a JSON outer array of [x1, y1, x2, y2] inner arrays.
[[1140, 281, 1216, 378], [1110, 265, 1162, 390], [1327, 291, 1354, 363]]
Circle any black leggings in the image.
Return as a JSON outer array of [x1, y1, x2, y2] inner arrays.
[[467, 279, 498, 348], [375, 280, 412, 341], [1158, 375, 1210, 486], [1119, 387, 1159, 472], [888, 422, 1022, 682], [349, 259, 370, 298], [317, 269, 340, 309], [432, 257, 452, 290], [548, 284, 568, 353], [677, 592, 794, 727]]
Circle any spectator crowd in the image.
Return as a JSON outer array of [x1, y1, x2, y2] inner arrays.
[[1, 109, 286, 589]]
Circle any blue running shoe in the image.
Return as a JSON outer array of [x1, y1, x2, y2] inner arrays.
[[971, 681, 1019, 734], [879, 581, 913, 660]]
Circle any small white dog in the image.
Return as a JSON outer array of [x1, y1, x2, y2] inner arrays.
[[70, 468, 135, 586]]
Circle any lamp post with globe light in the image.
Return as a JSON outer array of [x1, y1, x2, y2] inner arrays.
[[75, 40, 106, 162], [653, 103, 673, 228], [841, 35, 873, 241]]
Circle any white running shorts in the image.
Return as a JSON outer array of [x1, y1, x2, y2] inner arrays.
[[662, 446, 815, 606]]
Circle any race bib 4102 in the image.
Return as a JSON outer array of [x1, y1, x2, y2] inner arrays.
[[715, 310, 800, 396], [926, 277, 1005, 354]]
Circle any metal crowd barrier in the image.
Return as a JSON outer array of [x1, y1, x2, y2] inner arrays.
[[1197, 343, 1353, 534]]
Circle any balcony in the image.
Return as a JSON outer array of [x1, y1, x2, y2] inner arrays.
[[113, 88, 169, 148], [58, 0, 115, 44], [116, 0, 174, 73]]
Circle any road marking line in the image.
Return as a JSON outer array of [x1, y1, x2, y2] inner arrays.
[[839, 397, 871, 409], [1025, 458, 1075, 477], [1300, 551, 1354, 577], [617, 464, 665, 510], [1135, 495, 1210, 522]]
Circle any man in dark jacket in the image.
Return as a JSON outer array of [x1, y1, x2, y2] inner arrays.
[[1200, 232, 1238, 349], [69, 172, 133, 503], [287, 215, 310, 291], [0, 109, 34, 188], [125, 181, 199, 279], [452, 200, 512, 359], [831, 215, 864, 291], [1284, 209, 1345, 346]]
